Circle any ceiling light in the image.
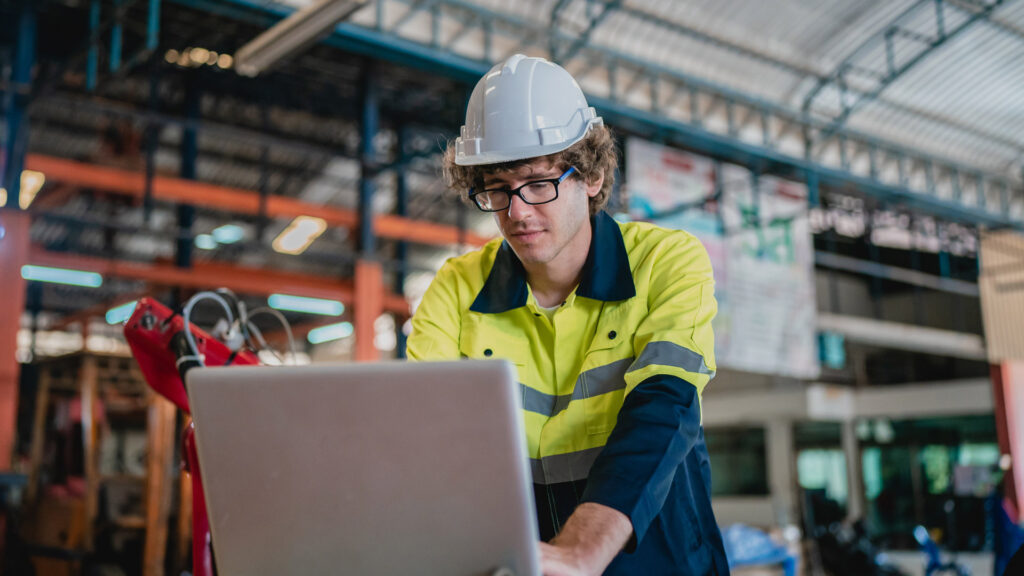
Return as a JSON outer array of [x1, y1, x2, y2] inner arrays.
[[20, 170, 44, 208], [272, 215, 327, 255], [106, 301, 138, 325], [217, 53, 233, 69], [212, 224, 244, 244], [0, 170, 45, 209], [165, 49, 179, 63], [190, 47, 210, 65], [268, 293, 344, 316], [22, 265, 103, 287], [234, 0, 367, 77], [195, 234, 217, 250], [307, 321, 354, 344]]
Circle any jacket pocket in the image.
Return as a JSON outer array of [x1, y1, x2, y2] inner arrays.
[[458, 315, 529, 367]]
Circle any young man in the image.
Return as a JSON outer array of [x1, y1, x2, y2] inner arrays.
[[407, 54, 729, 575]]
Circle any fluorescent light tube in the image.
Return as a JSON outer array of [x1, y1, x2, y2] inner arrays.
[[268, 293, 344, 316], [212, 224, 244, 244], [22, 265, 103, 287], [234, 0, 367, 77], [195, 234, 217, 250], [273, 216, 327, 255], [106, 301, 138, 325], [308, 321, 354, 344]]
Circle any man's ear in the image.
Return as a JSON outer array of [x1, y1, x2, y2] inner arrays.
[[585, 173, 604, 198]]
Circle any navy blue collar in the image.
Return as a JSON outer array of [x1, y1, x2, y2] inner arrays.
[[470, 211, 636, 314]]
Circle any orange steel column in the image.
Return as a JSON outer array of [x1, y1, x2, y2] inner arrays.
[[354, 260, 383, 362], [0, 210, 30, 468]]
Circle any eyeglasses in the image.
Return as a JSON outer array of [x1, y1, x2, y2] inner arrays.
[[469, 166, 577, 212]]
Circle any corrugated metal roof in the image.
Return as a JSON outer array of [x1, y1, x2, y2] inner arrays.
[[342, 0, 1023, 180]]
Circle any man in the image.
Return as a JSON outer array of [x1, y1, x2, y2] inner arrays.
[[407, 54, 729, 575]]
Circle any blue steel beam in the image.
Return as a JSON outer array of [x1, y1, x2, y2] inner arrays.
[[614, 1, 1021, 160], [425, 0, 1019, 187], [169, 0, 1023, 229], [802, 0, 1010, 134], [394, 126, 409, 358], [111, 0, 123, 72], [359, 62, 379, 257], [176, 74, 200, 271], [147, 0, 161, 52], [549, 0, 622, 63], [1, 2, 35, 208], [80, 0, 160, 90], [87, 0, 100, 91]]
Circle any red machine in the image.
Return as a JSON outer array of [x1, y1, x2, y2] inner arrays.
[[124, 296, 260, 576]]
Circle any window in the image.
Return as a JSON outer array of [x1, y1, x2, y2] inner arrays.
[[798, 449, 848, 507], [705, 426, 769, 496], [860, 415, 999, 551]]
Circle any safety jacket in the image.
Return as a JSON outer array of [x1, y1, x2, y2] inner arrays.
[[407, 211, 729, 574]]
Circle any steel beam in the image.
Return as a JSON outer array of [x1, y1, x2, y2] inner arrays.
[[394, 126, 409, 358], [814, 251, 979, 297], [803, 0, 1009, 134], [0, 8, 34, 466], [356, 62, 382, 361], [168, 0, 1024, 229], [111, 0, 123, 72], [28, 247, 409, 314], [1, 3, 35, 206], [354, 259, 383, 360], [25, 154, 492, 247], [817, 312, 986, 360], [0, 211, 30, 468], [549, 0, 622, 63], [177, 74, 200, 272], [86, 0, 100, 91]]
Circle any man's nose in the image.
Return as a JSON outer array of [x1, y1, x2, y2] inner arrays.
[[506, 193, 533, 221]]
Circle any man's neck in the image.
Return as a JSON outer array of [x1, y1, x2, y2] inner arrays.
[[523, 220, 593, 308]]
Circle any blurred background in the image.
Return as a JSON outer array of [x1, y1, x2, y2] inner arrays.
[[1, 0, 1023, 575]]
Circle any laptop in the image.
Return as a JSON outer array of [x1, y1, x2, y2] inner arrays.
[[186, 360, 540, 576]]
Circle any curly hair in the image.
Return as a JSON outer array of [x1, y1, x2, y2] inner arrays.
[[441, 124, 619, 216]]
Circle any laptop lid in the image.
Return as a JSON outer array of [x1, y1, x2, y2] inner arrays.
[[186, 360, 540, 576]]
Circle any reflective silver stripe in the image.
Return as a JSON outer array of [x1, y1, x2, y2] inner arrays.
[[529, 445, 605, 485], [519, 357, 632, 417], [627, 340, 714, 376], [520, 385, 570, 417]]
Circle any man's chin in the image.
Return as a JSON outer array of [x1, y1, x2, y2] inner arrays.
[[508, 243, 549, 265]]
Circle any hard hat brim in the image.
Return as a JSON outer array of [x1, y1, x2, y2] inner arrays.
[[454, 117, 603, 166]]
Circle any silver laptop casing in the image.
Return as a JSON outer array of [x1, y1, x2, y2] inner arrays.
[[186, 360, 540, 576]]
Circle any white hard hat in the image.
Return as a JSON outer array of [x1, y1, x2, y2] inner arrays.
[[454, 54, 603, 166]]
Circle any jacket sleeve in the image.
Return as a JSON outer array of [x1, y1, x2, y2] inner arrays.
[[406, 260, 463, 361], [580, 231, 717, 549]]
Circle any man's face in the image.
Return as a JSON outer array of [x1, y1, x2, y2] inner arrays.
[[483, 158, 600, 267]]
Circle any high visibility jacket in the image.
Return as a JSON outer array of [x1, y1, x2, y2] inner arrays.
[[408, 211, 729, 574]]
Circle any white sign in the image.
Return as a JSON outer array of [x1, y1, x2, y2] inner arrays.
[[625, 138, 715, 217], [626, 137, 820, 379]]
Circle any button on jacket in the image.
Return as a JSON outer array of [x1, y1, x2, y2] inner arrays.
[[407, 211, 730, 575]]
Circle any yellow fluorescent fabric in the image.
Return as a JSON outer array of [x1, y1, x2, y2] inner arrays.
[[407, 215, 716, 483]]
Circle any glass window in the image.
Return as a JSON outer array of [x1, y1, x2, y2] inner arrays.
[[797, 449, 848, 506], [705, 426, 769, 496], [859, 415, 999, 551]]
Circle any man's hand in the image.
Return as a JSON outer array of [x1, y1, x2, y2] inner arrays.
[[538, 502, 633, 576]]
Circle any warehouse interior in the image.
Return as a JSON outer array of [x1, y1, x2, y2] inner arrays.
[[1, 0, 1024, 575]]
